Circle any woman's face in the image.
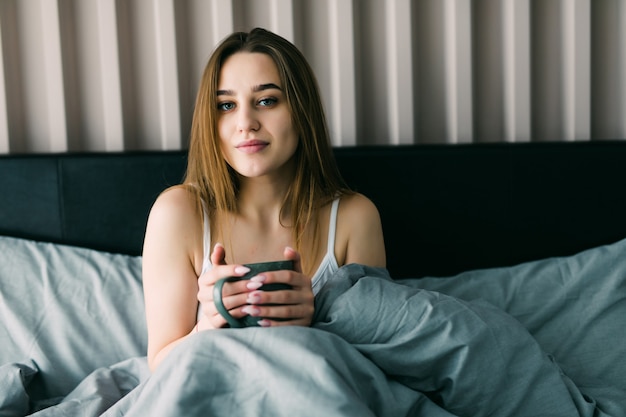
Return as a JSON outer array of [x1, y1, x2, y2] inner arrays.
[[216, 52, 299, 181]]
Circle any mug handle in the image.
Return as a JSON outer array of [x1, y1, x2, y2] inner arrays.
[[213, 276, 248, 328], [213, 260, 294, 328]]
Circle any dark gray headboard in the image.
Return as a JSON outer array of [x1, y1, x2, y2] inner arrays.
[[0, 151, 187, 256], [2, 141, 626, 278]]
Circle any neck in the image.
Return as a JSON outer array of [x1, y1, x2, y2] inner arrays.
[[235, 176, 291, 226]]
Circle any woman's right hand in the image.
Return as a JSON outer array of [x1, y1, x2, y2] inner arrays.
[[196, 243, 255, 330]]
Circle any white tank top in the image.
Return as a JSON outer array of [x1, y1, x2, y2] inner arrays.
[[200, 198, 340, 295]]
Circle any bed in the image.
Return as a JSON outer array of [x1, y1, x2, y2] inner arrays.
[[1, 141, 626, 416]]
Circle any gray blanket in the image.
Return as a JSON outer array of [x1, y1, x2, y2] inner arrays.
[[4, 264, 620, 417]]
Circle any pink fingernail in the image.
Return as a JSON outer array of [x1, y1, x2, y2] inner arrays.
[[250, 275, 266, 282], [241, 306, 260, 316], [246, 281, 263, 290], [234, 266, 251, 275], [257, 320, 271, 327], [246, 292, 262, 304]]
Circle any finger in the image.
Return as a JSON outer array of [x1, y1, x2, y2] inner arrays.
[[245, 270, 312, 296], [245, 286, 312, 306], [203, 293, 249, 315], [256, 317, 313, 328], [199, 281, 251, 307], [242, 303, 314, 322], [283, 246, 302, 273], [211, 242, 227, 266], [197, 264, 250, 287], [204, 311, 227, 329], [202, 293, 251, 326]]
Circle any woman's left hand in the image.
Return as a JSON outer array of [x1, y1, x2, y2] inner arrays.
[[240, 246, 315, 327]]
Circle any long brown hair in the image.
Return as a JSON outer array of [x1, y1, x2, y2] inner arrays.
[[184, 28, 352, 272]]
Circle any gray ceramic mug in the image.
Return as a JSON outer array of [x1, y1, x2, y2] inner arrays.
[[213, 260, 294, 328]]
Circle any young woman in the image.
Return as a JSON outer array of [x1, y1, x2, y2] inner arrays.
[[142, 28, 385, 370]]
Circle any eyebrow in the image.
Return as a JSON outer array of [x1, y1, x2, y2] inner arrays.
[[216, 83, 282, 96]]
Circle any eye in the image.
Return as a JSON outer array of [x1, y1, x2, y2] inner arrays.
[[258, 97, 277, 107], [217, 101, 235, 112]]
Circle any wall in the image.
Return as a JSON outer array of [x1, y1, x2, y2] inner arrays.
[[0, 0, 625, 154]]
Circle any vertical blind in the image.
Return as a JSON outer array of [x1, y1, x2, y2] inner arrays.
[[0, 0, 625, 154]]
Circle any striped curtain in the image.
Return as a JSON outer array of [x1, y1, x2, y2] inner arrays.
[[0, 0, 625, 154]]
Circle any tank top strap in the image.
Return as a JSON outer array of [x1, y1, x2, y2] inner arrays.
[[326, 198, 340, 255], [201, 201, 212, 275]]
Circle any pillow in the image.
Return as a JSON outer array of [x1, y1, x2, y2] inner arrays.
[[0, 236, 146, 399], [401, 237, 626, 393]]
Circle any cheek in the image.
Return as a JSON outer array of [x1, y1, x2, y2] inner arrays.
[[288, 134, 299, 155], [219, 144, 234, 169], [217, 127, 234, 165], [281, 120, 299, 150], [217, 117, 229, 142]]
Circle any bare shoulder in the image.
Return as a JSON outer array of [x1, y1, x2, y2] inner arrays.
[[150, 185, 197, 216], [147, 186, 201, 232], [338, 192, 381, 222], [143, 185, 203, 265], [336, 192, 386, 268]]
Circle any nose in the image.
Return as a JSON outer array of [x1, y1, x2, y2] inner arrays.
[[236, 104, 260, 132]]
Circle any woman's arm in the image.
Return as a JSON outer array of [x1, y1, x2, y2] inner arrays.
[[143, 187, 283, 369], [142, 187, 203, 370], [339, 193, 386, 268]]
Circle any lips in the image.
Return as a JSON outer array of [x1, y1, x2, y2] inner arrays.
[[236, 140, 269, 154]]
